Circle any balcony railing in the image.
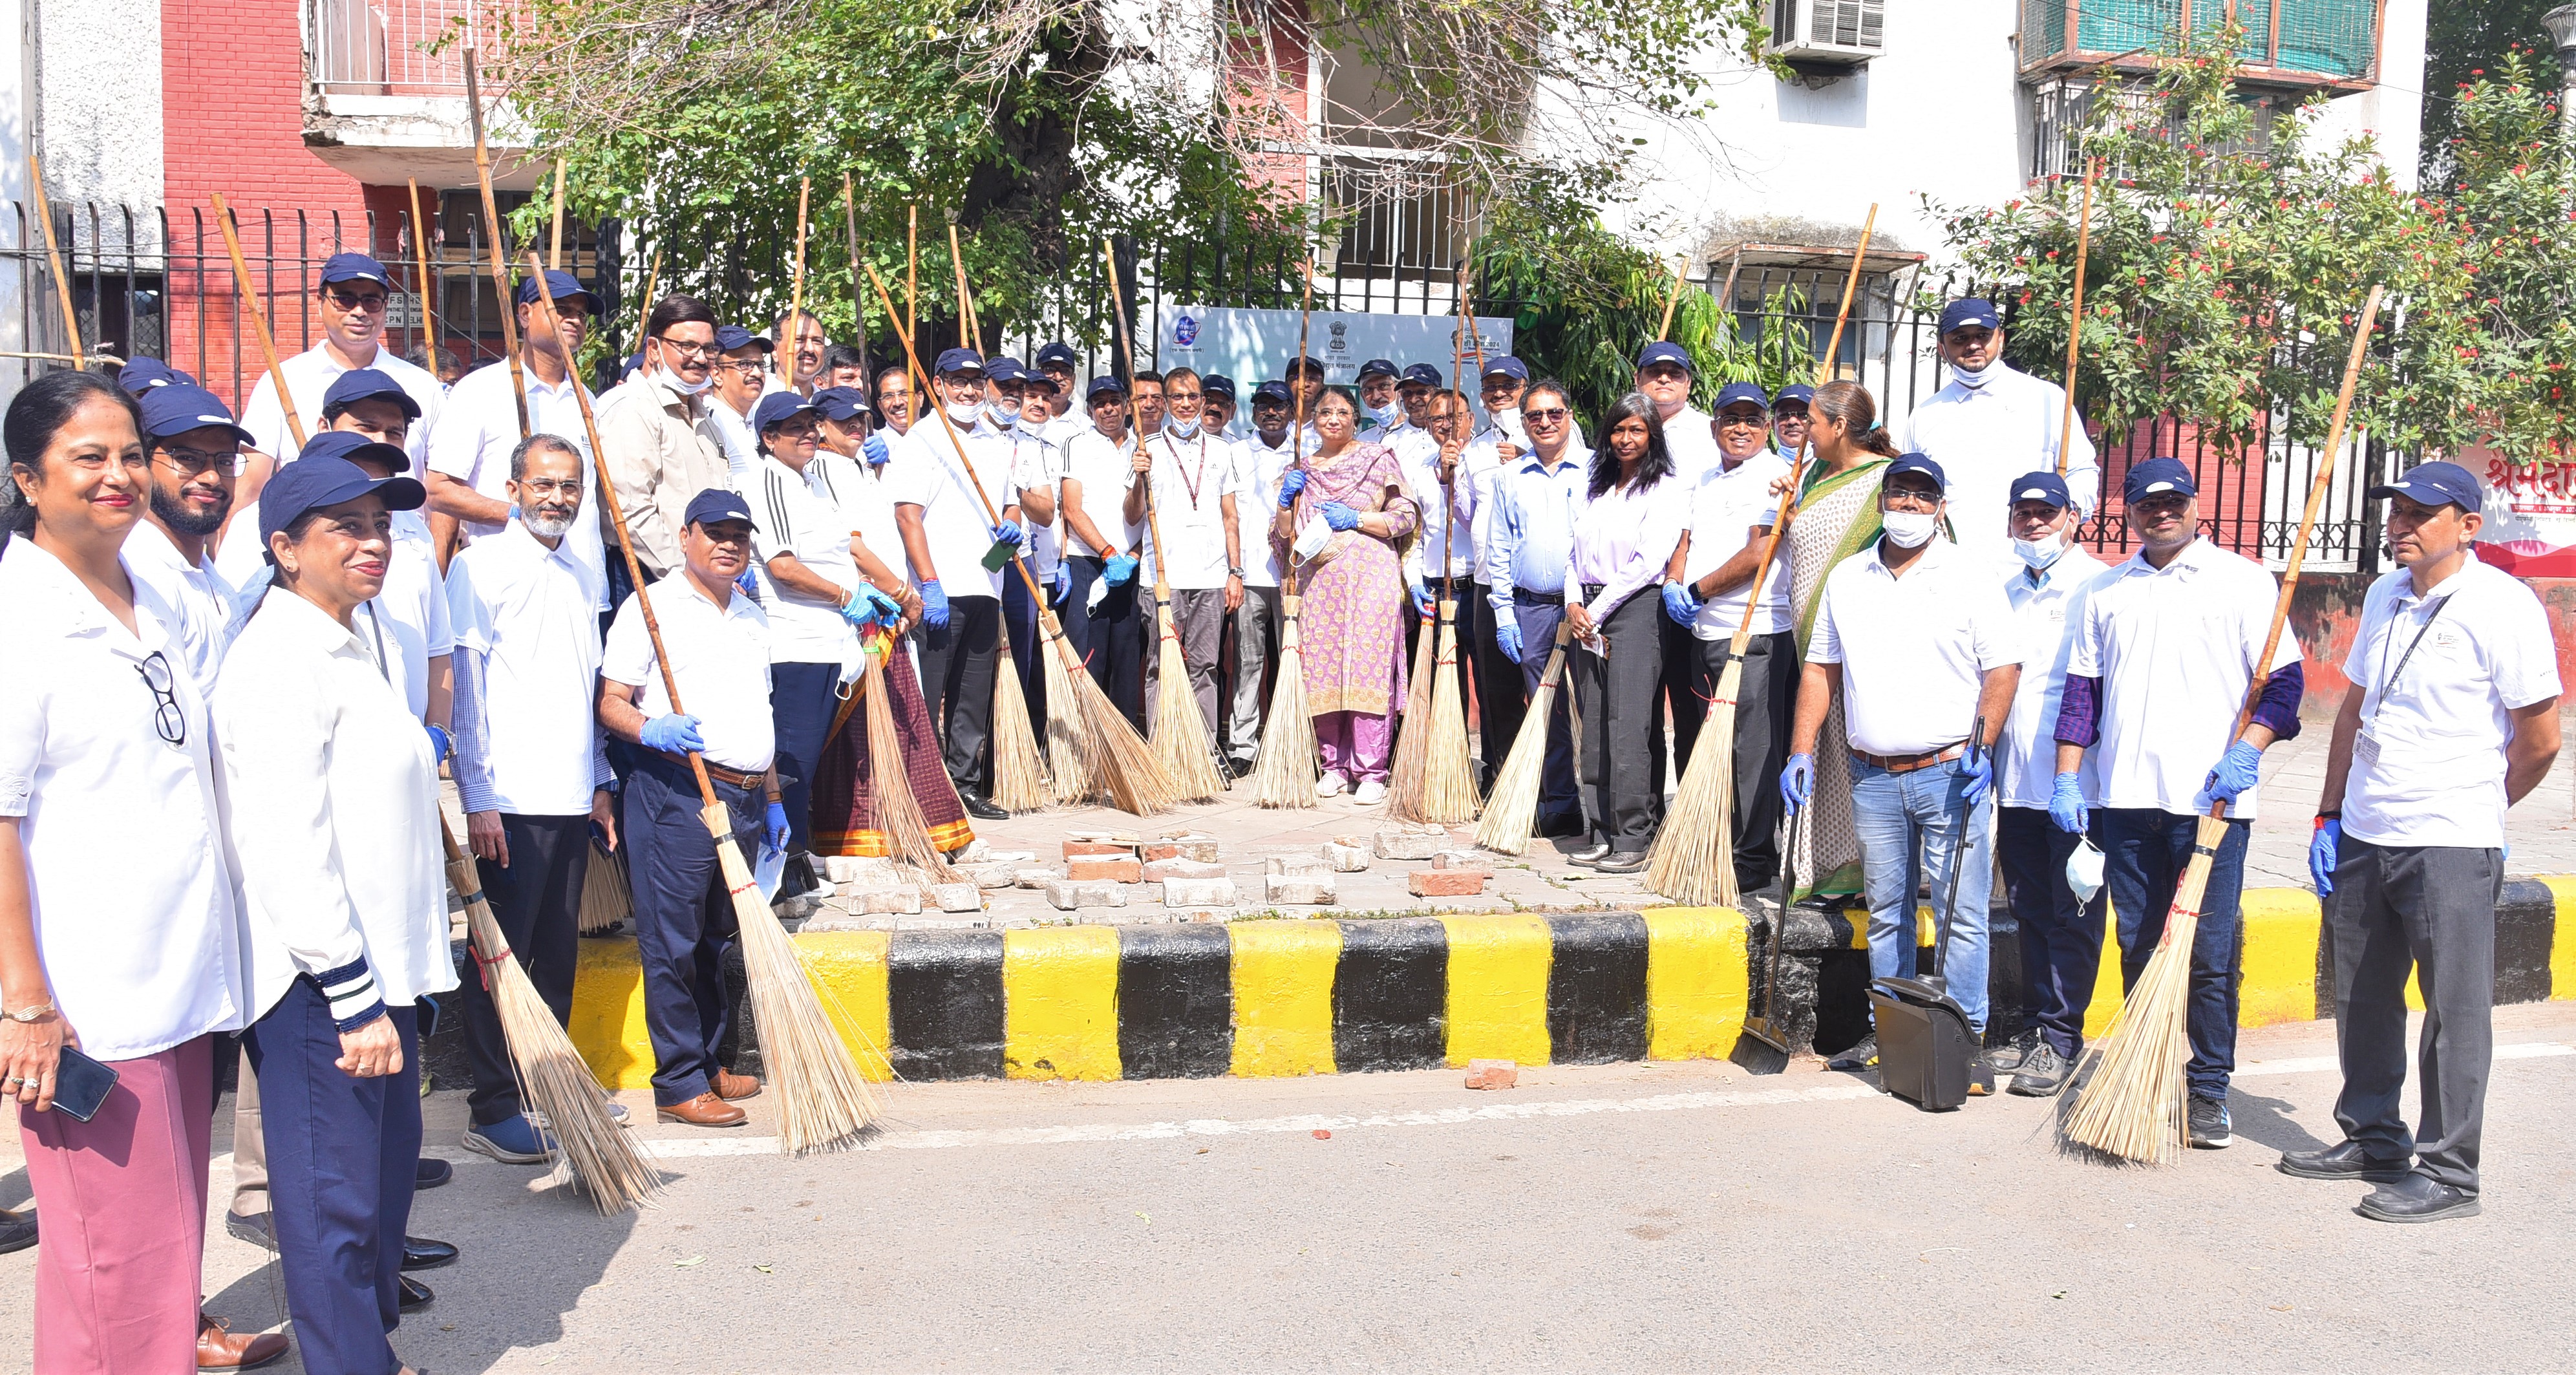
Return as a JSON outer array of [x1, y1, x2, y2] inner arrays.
[[2019, 0, 2382, 89], [307, 0, 515, 96]]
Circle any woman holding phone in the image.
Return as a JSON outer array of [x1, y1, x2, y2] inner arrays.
[[0, 370, 253, 1369]]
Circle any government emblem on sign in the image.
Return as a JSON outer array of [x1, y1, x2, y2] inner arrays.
[[1330, 321, 1348, 352], [1175, 314, 1200, 346]]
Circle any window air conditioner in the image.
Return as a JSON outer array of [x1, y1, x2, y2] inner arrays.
[[1769, 0, 1886, 67]]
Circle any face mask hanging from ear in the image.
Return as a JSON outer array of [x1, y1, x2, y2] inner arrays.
[[2014, 535, 2069, 570], [659, 365, 713, 396], [1167, 418, 1201, 440], [944, 401, 981, 426], [1882, 510, 1940, 548]]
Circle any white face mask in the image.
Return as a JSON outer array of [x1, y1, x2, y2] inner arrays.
[[1950, 357, 2000, 390], [2066, 837, 2105, 901], [985, 400, 1016, 427], [1166, 418, 1200, 440], [943, 401, 980, 426], [1015, 412, 1047, 438], [1494, 407, 1526, 447], [1882, 510, 1940, 548], [1367, 400, 1401, 428], [658, 365, 712, 396], [2014, 534, 2068, 570]]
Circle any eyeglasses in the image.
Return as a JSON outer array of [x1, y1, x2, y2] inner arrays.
[[1522, 408, 1570, 425], [136, 650, 184, 746], [326, 290, 389, 313], [516, 477, 583, 498], [1717, 414, 1768, 430], [153, 444, 242, 477], [655, 336, 719, 359]]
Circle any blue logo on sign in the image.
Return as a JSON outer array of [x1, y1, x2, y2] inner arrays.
[[1175, 314, 1200, 346]]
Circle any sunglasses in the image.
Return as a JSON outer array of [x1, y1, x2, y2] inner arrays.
[[1523, 407, 1570, 425], [326, 290, 389, 312]]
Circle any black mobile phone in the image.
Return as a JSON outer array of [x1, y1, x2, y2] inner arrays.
[[417, 993, 442, 1040], [49, 1046, 120, 1124]]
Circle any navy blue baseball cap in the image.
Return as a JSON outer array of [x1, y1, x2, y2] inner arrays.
[[1398, 363, 1442, 389], [1356, 358, 1400, 381], [1020, 367, 1061, 394], [1635, 341, 1694, 374], [299, 428, 412, 473], [713, 324, 772, 354], [117, 357, 195, 393], [1086, 375, 1127, 402], [1250, 379, 1291, 405], [985, 357, 1028, 386], [1939, 298, 2002, 335], [684, 488, 754, 528], [1203, 374, 1236, 401], [138, 385, 253, 445], [2122, 456, 2198, 502], [751, 390, 818, 433], [1884, 452, 1948, 493], [2008, 471, 2074, 510], [318, 252, 394, 289], [322, 367, 422, 420], [2368, 460, 2482, 515], [515, 269, 601, 314], [1712, 381, 1770, 412], [1772, 383, 1815, 407], [1034, 342, 1079, 370], [1286, 355, 1327, 379], [1479, 356, 1529, 383], [933, 346, 985, 378], [259, 455, 423, 549], [811, 386, 872, 422]]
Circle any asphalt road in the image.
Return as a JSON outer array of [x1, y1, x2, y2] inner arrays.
[[4, 1003, 2573, 1373]]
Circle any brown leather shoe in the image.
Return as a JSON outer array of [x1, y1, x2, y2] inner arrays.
[[655, 1093, 747, 1127], [198, 1312, 290, 1371], [711, 1069, 763, 1102]]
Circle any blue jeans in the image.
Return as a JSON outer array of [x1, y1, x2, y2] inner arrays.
[[1850, 755, 1994, 1035], [2098, 807, 2249, 1099]]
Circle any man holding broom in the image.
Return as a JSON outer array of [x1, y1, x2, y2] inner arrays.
[[424, 269, 608, 601], [1483, 378, 1591, 840], [1226, 380, 1299, 776], [2294, 462, 2560, 1222], [1141, 367, 1244, 743], [2052, 457, 2305, 1149]]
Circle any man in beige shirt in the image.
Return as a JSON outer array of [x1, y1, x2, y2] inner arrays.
[[595, 293, 733, 581]]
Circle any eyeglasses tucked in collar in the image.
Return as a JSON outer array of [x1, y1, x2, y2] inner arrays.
[[136, 650, 185, 746]]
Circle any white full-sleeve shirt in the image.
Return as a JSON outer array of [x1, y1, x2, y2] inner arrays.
[[1566, 473, 1687, 623], [1899, 364, 2102, 570], [239, 343, 445, 468]]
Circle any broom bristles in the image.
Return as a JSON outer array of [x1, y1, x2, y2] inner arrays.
[[1385, 602, 1438, 812], [862, 656, 964, 884], [1151, 599, 1226, 803], [1647, 657, 1746, 907], [578, 839, 630, 933], [1410, 600, 1482, 824], [1054, 633, 1180, 816], [708, 805, 882, 1155], [1253, 604, 1317, 809], [2061, 814, 2228, 1164], [1041, 624, 1100, 806], [988, 636, 1051, 813], [1474, 643, 1568, 855]]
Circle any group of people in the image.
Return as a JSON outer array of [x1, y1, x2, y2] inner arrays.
[[0, 256, 2559, 1370]]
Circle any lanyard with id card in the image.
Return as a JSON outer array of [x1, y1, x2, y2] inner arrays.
[[2354, 592, 2452, 769]]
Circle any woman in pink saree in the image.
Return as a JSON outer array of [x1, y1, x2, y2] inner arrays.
[[1275, 387, 1418, 803]]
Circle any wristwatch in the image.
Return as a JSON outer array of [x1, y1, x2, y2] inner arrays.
[[1227, 566, 1245, 579]]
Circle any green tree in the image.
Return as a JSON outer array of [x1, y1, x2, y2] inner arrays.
[[2442, 53, 2576, 470], [2419, 0, 2564, 184]]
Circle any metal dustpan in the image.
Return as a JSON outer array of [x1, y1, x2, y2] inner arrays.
[[1869, 718, 1987, 1113]]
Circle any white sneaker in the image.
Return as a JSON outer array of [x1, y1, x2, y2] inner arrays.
[[1315, 773, 1348, 798], [1353, 779, 1389, 806]]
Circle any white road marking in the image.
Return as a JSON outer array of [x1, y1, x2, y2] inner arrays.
[[2233, 1040, 2570, 1079]]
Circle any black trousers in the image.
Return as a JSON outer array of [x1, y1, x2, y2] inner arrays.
[[1571, 586, 1665, 851], [1690, 629, 1796, 895], [1657, 610, 1699, 796], [463, 812, 588, 1126], [1511, 595, 1580, 833], [1997, 804, 2108, 1058], [624, 754, 760, 1106], [915, 592, 1001, 794], [1062, 556, 1146, 731], [1460, 581, 1524, 789]]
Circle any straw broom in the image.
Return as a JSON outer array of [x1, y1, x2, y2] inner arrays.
[[1475, 622, 1573, 855], [440, 819, 659, 1211], [2062, 285, 2385, 1164], [1647, 205, 1877, 908], [1402, 262, 1487, 824], [863, 262, 1176, 816], [577, 837, 630, 933], [1253, 263, 1322, 809], [526, 262, 880, 1154], [1385, 602, 1438, 811], [856, 635, 966, 880]]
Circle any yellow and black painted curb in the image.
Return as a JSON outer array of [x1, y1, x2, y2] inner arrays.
[[564, 880, 2576, 1087]]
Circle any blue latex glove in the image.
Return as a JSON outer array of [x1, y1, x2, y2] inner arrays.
[[862, 432, 891, 465], [1495, 618, 1524, 664], [639, 713, 706, 754], [1959, 743, 1993, 806], [763, 800, 791, 857], [840, 585, 900, 626], [1407, 575, 1432, 617], [1780, 752, 1815, 813], [2200, 739, 2264, 807], [425, 723, 450, 765], [991, 522, 1025, 548], [2049, 771, 2089, 835], [1661, 581, 1700, 626], [919, 578, 950, 629], [2310, 816, 2342, 895], [1277, 470, 1308, 507], [735, 569, 760, 597], [1319, 501, 1359, 532], [1103, 554, 1139, 586], [1051, 562, 1072, 604]]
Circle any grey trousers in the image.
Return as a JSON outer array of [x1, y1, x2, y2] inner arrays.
[[2327, 838, 2502, 1192], [230, 1044, 266, 1217], [1228, 585, 1283, 763], [1570, 587, 1665, 851], [1144, 587, 1229, 739]]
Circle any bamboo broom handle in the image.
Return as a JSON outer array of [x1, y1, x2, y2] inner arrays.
[[1655, 253, 1690, 342], [407, 179, 440, 370], [464, 52, 531, 439], [2056, 157, 2099, 476], [789, 175, 811, 369], [1279, 260, 1316, 601], [1100, 237, 1171, 597], [842, 175, 868, 387], [636, 247, 662, 345], [28, 156, 82, 368], [1815, 204, 1877, 383], [955, 222, 977, 351], [548, 156, 568, 271], [211, 194, 306, 451], [906, 204, 919, 390]]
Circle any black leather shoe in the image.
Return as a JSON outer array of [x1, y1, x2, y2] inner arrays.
[[1592, 850, 1650, 874], [957, 790, 1008, 821], [0, 1209, 34, 1255], [1566, 843, 1612, 868], [415, 1156, 453, 1191], [224, 1211, 275, 1252], [401, 1235, 459, 1271], [398, 1275, 434, 1313], [2358, 1171, 2480, 1223], [2278, 1140, 2413, 1183]]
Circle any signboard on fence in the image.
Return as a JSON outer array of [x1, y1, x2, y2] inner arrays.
[[2475, 453, 2576, 579], [1155, 305, 1514, 389]]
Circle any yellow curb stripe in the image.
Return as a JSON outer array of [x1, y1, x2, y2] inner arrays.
[[569, 939, 654, 1091], [1002, 926, 1123, 1081], [1639, 907, 1748, 1061], [2544, 875, 2576, 1002], [2239, 888, 2325, 1029], [1439, 913, 1555, 1067], [797, 931, 896, 1083], [1226, 921, 1343, 1077]]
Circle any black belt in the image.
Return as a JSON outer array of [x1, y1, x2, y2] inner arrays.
[[657, 751, 767, 793], [1581, 582, 1606, 599], [1513, 588, 1564, 605]]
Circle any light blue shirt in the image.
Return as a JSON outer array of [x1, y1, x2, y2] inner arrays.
[[1482, 447, 1593, 613]]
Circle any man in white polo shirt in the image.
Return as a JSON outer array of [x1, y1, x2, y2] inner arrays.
[[443, 434, 619, 1164], [1899, 297, 2102, 569], [2052, 456, 2306, 1150], [236, 251, 445, 470], [1783, 453, 2020, 1078], [1057, 375, 1149, 729], [1141, 367, 1243, 741], [2288, 461, 2562, 1222], [1226, 381, 1298, 774]]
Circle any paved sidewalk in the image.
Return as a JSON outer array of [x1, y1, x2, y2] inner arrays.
[[2244, 711, 2576, 890]]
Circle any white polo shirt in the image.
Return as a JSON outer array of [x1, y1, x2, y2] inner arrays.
[[1997, 545, 2113, 810], [1387, 425, 1473, 582], [1456, 427, 1517, 580], [833, 453, 904, 577], [1900, 365, 2102, 569], [1809, 537, 2022, 757], [750, 454, 864, 665], [215, 507, 452, 722], [1144, 429, 1240, 590], [239, 343, 445, 467], [1659, 404, 1722, 487], [2340, 553, 2560, 848], [1236, 433, 1298, 588], [123, 519, 237, 691], [445, 520, 608, 816], [0, 541, 247, 1060], [422, 361, 610, 610], [602, 573, 776, 773], [1002, 425, 1063, 581], [2068, 537, 2301, 820], [1683, 451, 1792, 641], [886, 419, 1017, 599], [1059, 427, 1144, 560], [703, 394, 760, 478]]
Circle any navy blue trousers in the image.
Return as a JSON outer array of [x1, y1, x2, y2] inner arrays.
[[624, 753, 761, 1105], [1061, 556, 1145, 730], [2100, 807, 2251, 1098], [244, 982, 420, 1375], [770, 661, 842, 853], [1002, 557, 1048, 730], [1997, 804, 2109, 1058], [1510, 596, 1581, 834]]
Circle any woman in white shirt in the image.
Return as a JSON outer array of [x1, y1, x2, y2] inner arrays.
[[1562, 392, 1687, 872], [0, 370, 250, 1370], [217, 454, 453, 1375]]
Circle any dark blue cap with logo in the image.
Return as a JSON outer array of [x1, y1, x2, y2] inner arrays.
[[1712, 381, 1770, 412], [138, 385, 253, 445], [1356, 357, 1399, 381], [713, 324, 771, 354], [985, 357, 1027, 385], [1286, 355, 1326, 379], [2009, 471, 2074, 510], [1021, 367, 1061, 393], [2122, 456, 2198, 502], [1939, 298, 2002, 335], [118, 357, 195, 394], [1399, 363, 1442, 389], [684, 487, 754, 528], [318, 252, 393, 288], [1086, 375, 1127, 402], [1034, 342, 1078, 370], [1250, 379, 1291, 405], [933, 346, 985, 378], [515, 269, 601, 314], [1203, 374, 1236, 401], [1634, 341, 1694, 374], [322, 367, 422, 421], [1772, 383, 1815, 407], [810, 386, 872, 422], [259, 455, 423, 549], [1884, 452, 1948, 492], [751, 390, 818, 433], [299, 428, 412, 474], [2368, 460, 2482, 514], [1479, 356, 1529, 383]]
